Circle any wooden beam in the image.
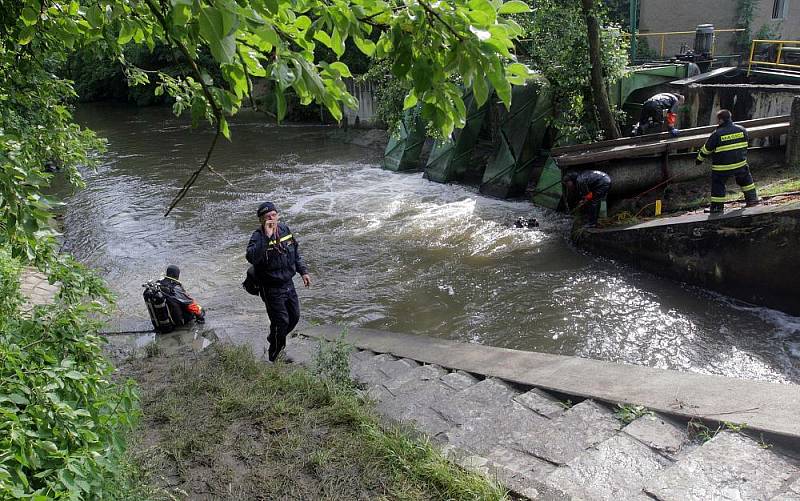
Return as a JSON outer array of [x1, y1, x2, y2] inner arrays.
[[551, 115, 789, 157], [555, 122, 789, 167]]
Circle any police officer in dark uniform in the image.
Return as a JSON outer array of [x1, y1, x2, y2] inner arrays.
[[562, 170, 612, 227], [633, 93, 684, 137], [246, 202, 311, 361], [696, 109, 760, 214]]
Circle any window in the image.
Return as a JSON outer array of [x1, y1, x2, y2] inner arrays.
[[773, 0, 788, 19]]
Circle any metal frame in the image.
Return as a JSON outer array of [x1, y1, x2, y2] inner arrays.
[[747, 39, 800, 75], [633, 29, 744, 58]]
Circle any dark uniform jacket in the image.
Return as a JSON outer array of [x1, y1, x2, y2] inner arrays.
[[574, 170, 611, 197], [246, 222, 308, 287], [157, 277, 202, 324], [697, 120, 749, 171], [645, 93, 681, 114]]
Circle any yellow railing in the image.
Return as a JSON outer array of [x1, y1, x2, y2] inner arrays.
[[747, 39, 800, 75], [635, 29, 744, 58]]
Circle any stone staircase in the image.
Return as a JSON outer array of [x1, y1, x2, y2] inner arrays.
[[285, 336, 800, 500]]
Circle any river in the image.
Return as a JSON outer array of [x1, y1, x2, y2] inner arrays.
[[59, 104, 800, 383]]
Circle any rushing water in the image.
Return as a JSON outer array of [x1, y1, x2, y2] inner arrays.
[[59, 104, 800, 383]]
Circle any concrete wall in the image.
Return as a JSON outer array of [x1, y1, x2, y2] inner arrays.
[[343, 79, 379, 127], [575, 203, 800, 316], [639, 0, 800, 57], [683, 83, 800, 127]]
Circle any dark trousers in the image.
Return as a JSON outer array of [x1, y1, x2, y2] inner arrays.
[[584, 184, 610, 225], [260, 284, 300, 361], [710, 166, 757, 211], [637, 102, 664, 131]]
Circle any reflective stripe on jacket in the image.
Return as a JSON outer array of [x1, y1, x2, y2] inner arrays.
[[697, 120, 749, 171], [246, 221, 309, 287]]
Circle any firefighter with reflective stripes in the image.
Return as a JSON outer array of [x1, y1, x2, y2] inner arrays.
[[696, 109, 760, 214], [246, 201, 311, 361]]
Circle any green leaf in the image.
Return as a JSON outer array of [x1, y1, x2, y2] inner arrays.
[[21, 7, 39, 26], [314, 31, 332, 49], [473, 76, 489, 107], [354, 37, 375, 57], [331, 29, 345, 58], [275, 88, 286, 122], [85, 5, 104, 28], [498, 0, 531, 15], [171, 1, 192, 27], [118, 20, 136, 44], [403, 92, 418, 110], [199, 6, 239, 63], [329, 62, 351, 78], [487, 59, 511, 108], [219, 117, 230, 140]]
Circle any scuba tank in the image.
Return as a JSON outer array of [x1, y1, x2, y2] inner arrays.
[[142, 280, 176, 333]]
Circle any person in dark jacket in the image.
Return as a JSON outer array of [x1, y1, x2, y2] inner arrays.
[[696, 109, 759, 214], [158, 264, 205, 325], [562, 170, 612, 227], [246, 201, 311, 361], [633, 93, 684, 137]]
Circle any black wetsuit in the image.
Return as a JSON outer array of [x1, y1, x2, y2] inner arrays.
[[566, 170, 611, 225], [246, 222, 308, 361], [157, 276, 205, 325]]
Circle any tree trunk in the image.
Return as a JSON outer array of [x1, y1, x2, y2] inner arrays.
[[580, 0, 621, 140], [786, 95, 800, 171]]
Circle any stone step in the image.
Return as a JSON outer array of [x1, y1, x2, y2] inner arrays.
[[644, 431, 800, 501], [350, 353, 419, 386], [283, 336, 318, 366], [431, 378, 552, 460], [374, 364, 454, 436], [439, 370, 481, 391], [513, 388, 567, 420], [622, 412, 694, 459], [544, 433, 673, 500], [515, 400, 621, 466]]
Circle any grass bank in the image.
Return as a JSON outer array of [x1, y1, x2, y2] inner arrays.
[[118, 343, 508, 500]]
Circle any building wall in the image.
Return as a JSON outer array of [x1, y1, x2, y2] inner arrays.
[[638, 0, 800, 59]]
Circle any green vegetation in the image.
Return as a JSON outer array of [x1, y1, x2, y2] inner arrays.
[[0, 249, 140, 498], [614, 403, 653, 425], [122, 344, 508, 499], [687, 419, 747, 443], [519, 0, 629, 142]]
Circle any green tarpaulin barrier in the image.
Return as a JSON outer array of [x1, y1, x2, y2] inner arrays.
[[424, 90, 488, 183], [382, 109, 426, 172], [531, 156, 563, 210], [480, 81, 552, 198]]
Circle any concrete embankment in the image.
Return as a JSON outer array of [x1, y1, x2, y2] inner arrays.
[[575, 201, 800, 316], [287, 325, 800, 500]]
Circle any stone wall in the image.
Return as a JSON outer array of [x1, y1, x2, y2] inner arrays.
[[575, 203, 800, 315], [682, 83, 800, 129]]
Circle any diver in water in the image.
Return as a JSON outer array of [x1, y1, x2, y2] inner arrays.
[[143, 265, 205, 334], [514, 217, 540, 229]]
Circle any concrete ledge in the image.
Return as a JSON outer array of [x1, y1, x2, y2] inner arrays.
[[300, 325, 800, 441]]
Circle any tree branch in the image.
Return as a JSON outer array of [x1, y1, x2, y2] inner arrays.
[[418, 1, 464, 42], [164, 128, 221, 216], [143, 0, 227, 216]]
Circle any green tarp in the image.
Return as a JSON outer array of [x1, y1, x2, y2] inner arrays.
[[531, 156, 563, 210], [382, 109, 426, 172], [424, 90, 488, 183], [480, 81, 552, 198]]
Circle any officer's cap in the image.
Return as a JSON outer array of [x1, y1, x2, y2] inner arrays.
[[257, 201, 278, 217]]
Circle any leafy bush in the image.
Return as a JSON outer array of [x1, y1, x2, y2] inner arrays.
[[0, 248, 140, 499], [313, 329, 354, 390]]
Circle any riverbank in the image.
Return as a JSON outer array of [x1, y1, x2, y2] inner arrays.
[[115, 342, 508, 500]]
